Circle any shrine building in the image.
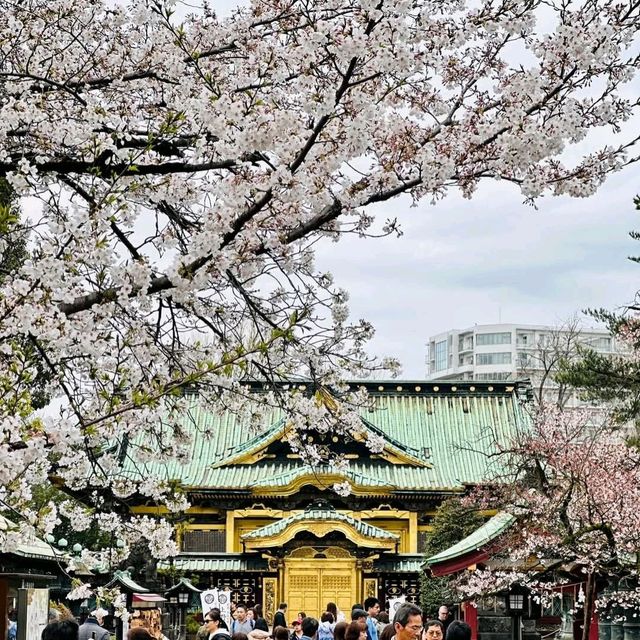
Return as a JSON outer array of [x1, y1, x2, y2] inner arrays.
[[128, 380, 530, 620]]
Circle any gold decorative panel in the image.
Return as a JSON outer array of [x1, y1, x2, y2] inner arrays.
[[288, 571, 320, 617], [263, 578, 277, 624], [285, 559, 356, 619], [288, 547, 317, 558], [363, 578, 378, 600]]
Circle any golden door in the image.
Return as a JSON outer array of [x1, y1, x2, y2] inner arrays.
[[285, 558, 357, 619]]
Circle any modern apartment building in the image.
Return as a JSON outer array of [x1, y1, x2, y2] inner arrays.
[[426, 323, 620, 407]]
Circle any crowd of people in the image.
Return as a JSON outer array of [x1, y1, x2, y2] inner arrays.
[[199, 599, 470, 640], [41, 608, 161, 640], [39, 598, 470, 640]]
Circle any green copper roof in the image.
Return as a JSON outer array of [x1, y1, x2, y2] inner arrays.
[[0, 514, 61, 562], [215, 414, 427, 469], [241, 507, 399, 541], [425, 511, 516, 566], [159, 553, 269, 573], [373, 554, 425, 573], [165, 577, 202, 594], [105, 570, 150, 593], [122, 381, 529, 493], [247, 466, 393, 489]]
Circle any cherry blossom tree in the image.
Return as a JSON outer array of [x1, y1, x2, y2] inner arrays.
[[1, 0, 640, 567], [460, 408, 640, 640]]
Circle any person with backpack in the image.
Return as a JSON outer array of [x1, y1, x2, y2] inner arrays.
[[232, 605, 255, 635]]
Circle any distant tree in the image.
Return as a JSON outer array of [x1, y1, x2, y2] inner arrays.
[[558, 196, 640, 430], [420, 498, 484, 616], [516, 316, 588, 410]]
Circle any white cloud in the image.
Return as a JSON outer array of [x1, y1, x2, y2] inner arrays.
[[316, 166, 640, 377]]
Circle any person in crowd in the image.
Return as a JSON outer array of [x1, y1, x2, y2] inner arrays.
[[351, 611, 367, 625], [334, 621, 348, 640], [351, 606, 363, 613], [291, 619, 304, 640], [301, 617, 319, 640], [422, 621, 444, 640], [444, 622, 470, 640], [273, 604, 288, 629], [317, 612, 335, 640], [78, 608, 110, 640], [212, 607, 229, 631], [437, 608, 451, 635], [128, 629, 155, 640], [379, 623, 395, 640], [364, 598, 380, 640], [376, 612, 390, 638], [42, 620, 79, 640], [6, 608, 17, 640], [253, 605, 269, 632], [271, 628, 290, 640], [326, 604, 345, 624], [232, 605, 255, 635], [345, 622, 366, 640], [298, 613, 307, 624], [205, 609, 233, 640], [392, 603, 423, 640]]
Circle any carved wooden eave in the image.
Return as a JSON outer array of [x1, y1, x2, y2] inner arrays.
[[241, 508, 399, 552]]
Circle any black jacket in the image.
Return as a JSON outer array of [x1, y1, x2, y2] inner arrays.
[[273, 611, 287, 628]]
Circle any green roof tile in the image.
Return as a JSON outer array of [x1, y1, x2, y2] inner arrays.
[[159, 553, 269, 573], [425, 511, 516, 566], [105, 570, 149, 593], [373, 554, 425, 573], [122, 381, 529, 493], [241, 508, 399, 541], [0, 514, 61, 562]]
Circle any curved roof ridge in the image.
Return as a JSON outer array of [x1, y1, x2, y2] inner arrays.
[[425, 511, 516, 566], [246, 465, 393, 489], [241, 508, 399, 541]]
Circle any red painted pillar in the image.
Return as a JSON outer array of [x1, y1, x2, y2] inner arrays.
[[589, 611, 599, 640], [462, 601, 478, 640]]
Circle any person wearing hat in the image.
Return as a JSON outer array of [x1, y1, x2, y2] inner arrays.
[[351, 610, 367, 624], [78, 608, 110, 640]]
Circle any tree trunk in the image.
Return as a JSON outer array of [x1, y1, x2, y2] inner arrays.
[[582, 573, 596, 640]]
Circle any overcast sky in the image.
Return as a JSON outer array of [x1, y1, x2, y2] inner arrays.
[[315, 167, 640, 377], [142, 1, 640, 377]]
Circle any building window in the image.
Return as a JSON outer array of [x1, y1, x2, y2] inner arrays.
[[476, 332, 512, 346], [517, 352, 531, 367], [476, 352, 512, 365], [417, 531, 430, 553], [434, 340, 448, 371], [587, 336, 612, 351], [475, 372, 512, 381], [182, 529, 226, 552], [542, 593, 574, 617]]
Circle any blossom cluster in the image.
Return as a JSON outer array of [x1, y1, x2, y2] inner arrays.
[[461, 407, 640, 614], [0, 0, 638, 562]]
